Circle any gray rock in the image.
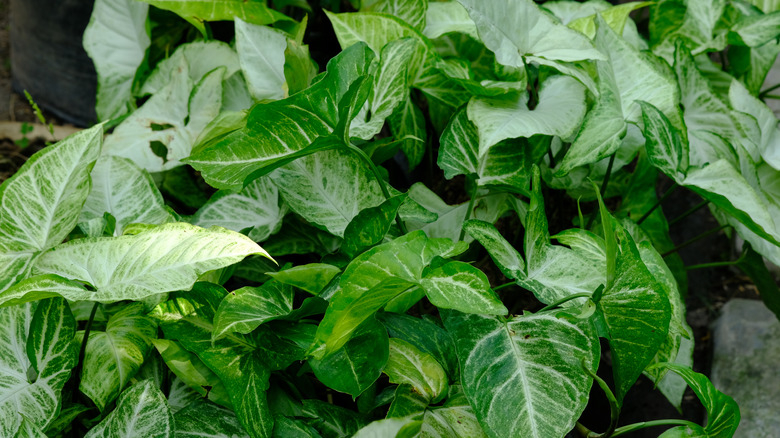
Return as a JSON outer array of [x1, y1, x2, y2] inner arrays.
[[711, 299, 780, 438]]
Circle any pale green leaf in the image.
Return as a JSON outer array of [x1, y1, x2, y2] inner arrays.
[[438, 108, 534, 194], [406, 183, 512, 243], [393, 386, 488, 437], [568, 2, 653, 40], [85, 379, 174, 438], [140, 41, 241, 96], [192, 176, 287, 243], [423, 1, 478, 40], [235, 19, 288, 100], [83, 0, 150, 121], [141, 0, 290, 36], [456, 0, 604, 64], [80, 155, 174, 235], [421, 261, 506, 315], [212, 281, 294, 340], [104, 63, 224, 172], [174, 400, 250, 438], [728, 78, 780, 170], [0, 275, 91, 308], [266, 264, 341, 296], [325, 10, 431, 59], [468, 75, 587, 155], [638, 101, 688, 181], [185, 43, 374, 191], [33, 223, 270, 302], [389, 96, 427, 170], [384, 338, 448, 402], [350, 38, 418, 140], [0, 125, 103, 292], [443, 310, 599, 438], [272, 148, 387, 237], [0, 299, 77, 437], [353, 417, 417, 438], [79, 303, 157, 410], [732, 10, 780, 47]]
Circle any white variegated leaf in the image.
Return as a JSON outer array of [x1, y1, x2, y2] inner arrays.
[[33, 223, 270, 303], [235, 19, 288, 101], [84, 380, 174, 438], [384, 338, 449, 402], [140, 41, 241, 96], [423, 1, 478, 40]]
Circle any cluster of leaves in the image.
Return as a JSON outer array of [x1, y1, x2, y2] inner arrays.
[[2, 0, 779, 436]]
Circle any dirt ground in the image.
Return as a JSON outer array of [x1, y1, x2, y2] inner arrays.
[[0, 1, 770, 436]]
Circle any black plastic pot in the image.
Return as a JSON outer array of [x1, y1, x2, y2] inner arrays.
[[10, 0, 97, 127]]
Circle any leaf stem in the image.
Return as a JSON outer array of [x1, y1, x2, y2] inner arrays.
[[685, 246, 749, 271], [586, 153, 616, 229], [759, 82, 780, 98], [661, 224, 730, 257], [493, 281, 517, 291], [537, 292, 592, 313], [65, 302, 99, 402], [636, 183, 677, 225], [458, 178, 480, 241], [669, 199, 709, 226], [580, 359, 620, 438], [610, 419, 700, 437], [346, 142, 409, 234]]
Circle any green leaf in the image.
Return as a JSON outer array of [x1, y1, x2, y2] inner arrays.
[[391, 386, 488, 437], [595, 195, 672, 404], [152, 338, 231, 408], [728, 78, 780, 170], [235, 18, 288, 101], [353, 417, 417, 437], [104, 63, 224, 173], [384, 338, 448, 403], [378, 312, 459, 382], [389, 96, 427, 170], [737, 242, 780, 321], [468, 75, 587, 155], [212, 280, 295, 340], [80, 155, 174, 235], [442, 310, 599, 438], [638, 101, 689, 181], [273, 415, 323, 438], [185, 43, 374, 190], [79, 303, 157, 410], [309, 318, 389, 398], [0, 299, 77, 436], [0, 275, 92, 308], [423, 1, 478, 40], [141, 0, 291, 36], [192, 176, 287, 243], [438, 108, 534, 194], [325, 10, 431, 61], [652, 364, 740, 437], [83, 0, 150, 121], [0, 125, 103, 292], [342, 194, 407, 259], [266, 264, 341, 295], [140, 41, 241, 96], [174, 400, 250, 438], [301, 398, 367, 437], [567, 2, 653, 40], [455, 0, 604, 64], [311, 231, 465, 357], [361, 0, 428, 31], [272, 148, 387, 237], [33, 223, 270, 302], [421, 261, 507, 315], [84, 379, 174, 438]]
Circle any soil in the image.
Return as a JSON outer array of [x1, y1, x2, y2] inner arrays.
[[0, 1, 771, 437]]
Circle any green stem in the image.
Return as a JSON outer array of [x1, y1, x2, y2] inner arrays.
[[521, 57, 538, 108], [346, 143, 409, 234], [685, 246, 749, 271], [763, 94, 780, 100], [636, 183, 677, 225], [586, 153, 616, 229], [759, 82, 780, 98], [580, 360, 620, 438], [669, 200, 709, 226], [493, 281, 517, 291], [547, 147, 556, 168], [458, 179, 480, 241], [662, 224, 730, 257], [66, 302, 99, 402], [610, 419, 700, 437], [537, 292, 592, 313]]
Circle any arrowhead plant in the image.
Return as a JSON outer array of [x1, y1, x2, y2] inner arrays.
[[8, 0, 780, 436]]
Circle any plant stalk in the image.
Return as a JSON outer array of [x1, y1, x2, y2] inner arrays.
[[636, 183, 677, 225], [685, 247, 749, 271], [65, 302, 99, 403], [580, 360, 620, 438], [537, 292, 592, 313], [586, 153, 616, 230], [759, 82, 780, 98], [669, 200, 709, 226], [458, 179, 480, 241], [662, 224, 730, 257], [610, 419, 700, 437]]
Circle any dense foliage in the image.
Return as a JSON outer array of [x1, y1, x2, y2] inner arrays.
[[1, 0, 779, 436]]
